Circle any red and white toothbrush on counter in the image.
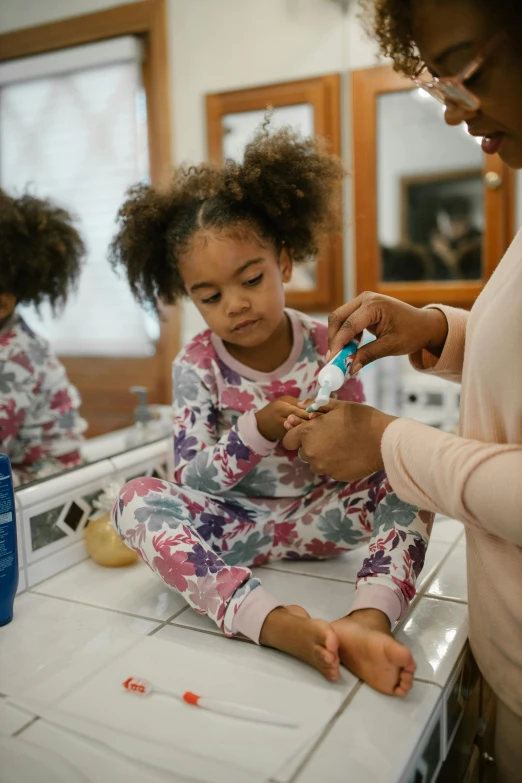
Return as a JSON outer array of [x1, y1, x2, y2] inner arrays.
[[122, 677, 298, 728]]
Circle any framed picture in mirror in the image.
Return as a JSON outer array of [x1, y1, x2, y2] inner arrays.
[[352, 65, 515, 309], [206, 74, 343, 312], [397, 167, 484, 283]]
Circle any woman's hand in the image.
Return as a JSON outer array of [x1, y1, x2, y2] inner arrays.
[[328, 292, 449, 373], [282, 400, 396, 482], [255, 396, 309, 442]]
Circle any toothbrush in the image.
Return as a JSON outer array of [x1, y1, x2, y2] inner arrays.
[[122, 677, 298, 728], [306, 340, 360, 413]]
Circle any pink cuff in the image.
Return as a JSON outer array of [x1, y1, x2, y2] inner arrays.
[[237, 410, 278, 456], [231, 586, 282, 644], [348, 583, 406, 627], [409, 305, 468, 381]]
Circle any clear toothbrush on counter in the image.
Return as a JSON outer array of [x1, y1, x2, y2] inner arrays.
[[122, 677, 298, 728]]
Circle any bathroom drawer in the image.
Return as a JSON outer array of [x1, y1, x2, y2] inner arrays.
[[444, 645, 480, 754], [463, 745, 480, 783], [436, 664, 481, 782], [402, 706, 444, 783]]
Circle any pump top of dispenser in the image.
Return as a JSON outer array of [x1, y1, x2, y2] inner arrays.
[[130, 386, 160, 425]]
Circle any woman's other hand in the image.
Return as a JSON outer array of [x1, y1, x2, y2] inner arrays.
[[327, 292, 449, 373], [282, 400, 397, 482]]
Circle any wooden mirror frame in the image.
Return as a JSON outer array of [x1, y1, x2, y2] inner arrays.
[[206, 74, 343, 313], [352, 65, 515, 309]]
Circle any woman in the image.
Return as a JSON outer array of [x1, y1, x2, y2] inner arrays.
[[283, 1, 522, 780]]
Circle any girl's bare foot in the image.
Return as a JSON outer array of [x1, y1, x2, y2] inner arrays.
[[332, 610, 416, 697], [259, 605, 340, 681]]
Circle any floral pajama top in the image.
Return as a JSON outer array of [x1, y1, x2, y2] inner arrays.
[[173, 309, 365, 497], [0, 313, 86, 484]]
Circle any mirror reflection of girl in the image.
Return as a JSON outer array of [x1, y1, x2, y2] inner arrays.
[[110, 127, 433, 689], [0, 189, 87, 485]]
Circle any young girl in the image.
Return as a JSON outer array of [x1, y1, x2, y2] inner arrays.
[[110, 128, 433, 693], [0, 189, 87, 485]]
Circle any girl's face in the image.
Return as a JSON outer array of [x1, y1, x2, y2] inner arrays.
[[411, 0, 522, 168], [180, 231, 293, 348]]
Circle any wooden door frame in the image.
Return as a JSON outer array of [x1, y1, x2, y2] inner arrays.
[[351, 65, 515, 309], [206, 74, 344, 313], [0, 0, 178, 432]]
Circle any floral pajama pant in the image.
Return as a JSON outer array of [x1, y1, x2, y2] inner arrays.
[[112, 472, 433, 637]]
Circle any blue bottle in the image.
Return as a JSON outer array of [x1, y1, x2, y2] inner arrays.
[[0, 453, 18, 626]]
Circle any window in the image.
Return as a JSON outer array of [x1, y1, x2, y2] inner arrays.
[[0, 36, 158, 356]]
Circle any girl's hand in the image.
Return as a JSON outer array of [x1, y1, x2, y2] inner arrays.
[[255, 396, 310, 442], [284, 398, 322, 431], [282, 399, 396, 482], [328, 292, 449, 374]]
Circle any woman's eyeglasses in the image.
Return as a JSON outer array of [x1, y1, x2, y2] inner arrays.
[[412, 32, 505, 111]]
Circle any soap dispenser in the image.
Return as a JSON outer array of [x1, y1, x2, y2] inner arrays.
[[126, 386, 161, 447]]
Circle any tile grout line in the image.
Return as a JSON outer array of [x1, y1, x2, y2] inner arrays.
[[25, 589, 171, 624], [165, 606, 192, 623], [413, 676, 444, 689], [422, 593, 468, 606], [169, 617, 256, 644], [12, 716, 40, 737], [286, 681, 364, 783], [147, 605, 190, 636], [147, 621, 169, 637]]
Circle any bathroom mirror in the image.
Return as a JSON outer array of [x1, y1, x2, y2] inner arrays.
[[0, 0, 177, 487], [206, 74, 343, 312], [352, 65, 515, 308]]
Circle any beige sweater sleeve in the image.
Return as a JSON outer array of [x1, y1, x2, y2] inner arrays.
[[409, 305, 469, 383], [382, 420, 522, 547]]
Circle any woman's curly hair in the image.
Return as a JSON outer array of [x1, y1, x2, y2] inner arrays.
[[359, 0, 522, 76], [110, 125, 344, 311], [0, 189, 85, 312]]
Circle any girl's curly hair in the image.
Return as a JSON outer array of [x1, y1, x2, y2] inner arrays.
[[0, 189, 85, 312], [359, 0, 522, 76], [110, 125, 344, 311]]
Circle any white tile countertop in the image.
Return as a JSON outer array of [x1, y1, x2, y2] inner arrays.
[[0, 515, 469, 783]]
